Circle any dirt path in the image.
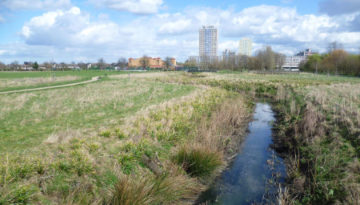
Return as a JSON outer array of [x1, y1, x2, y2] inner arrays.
[[0, 76, 100, 94]]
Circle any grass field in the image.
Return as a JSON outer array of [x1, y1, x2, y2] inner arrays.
[[0, 71, 359, 204], [0, 71, 126, 92], [0, 76, 195, 153]]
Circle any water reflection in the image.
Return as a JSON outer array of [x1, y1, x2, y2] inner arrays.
[[196, 103, 286, 205]]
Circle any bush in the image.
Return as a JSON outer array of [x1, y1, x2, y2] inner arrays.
[[173, 146, 222, 177]]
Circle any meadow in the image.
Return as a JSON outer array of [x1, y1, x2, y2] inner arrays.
[[0, 71, 123, 92], [0, 71, 359, 204]]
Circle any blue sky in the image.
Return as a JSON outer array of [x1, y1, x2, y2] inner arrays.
[[0, 0, 359, 63]]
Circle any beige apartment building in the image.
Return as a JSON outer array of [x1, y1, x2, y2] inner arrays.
[[128, 57, 176, 69], [238, 38, 253, 56], [199, 26, 218, 58]]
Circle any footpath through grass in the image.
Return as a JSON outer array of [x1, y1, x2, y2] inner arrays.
[[0, 70, 127, 92], [0, 76, 195, 153]]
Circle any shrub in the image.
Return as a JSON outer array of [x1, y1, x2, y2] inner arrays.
[[173, 146, 222, 177]]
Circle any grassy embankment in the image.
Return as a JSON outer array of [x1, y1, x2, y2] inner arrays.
[[0, 72, 252, 204], [156, 72, 360, 204]]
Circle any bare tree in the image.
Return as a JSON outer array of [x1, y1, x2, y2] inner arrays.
[[10, 61, 19, 70], [0, 61, 7, 70], [43, 62, 52, 70], [164, 57, 172, 71], [140, 55, 149, 69], [98, 58, 106, 70], [264, 46, 275, 70], [117, 58, 127, 70], [77, 62, 87, 70], [184, 58, 197, 68], [255, 50, 265, 70], [237, 55, 249, 70], [275, 53, 286, 69], [60, 62, 66, 71]]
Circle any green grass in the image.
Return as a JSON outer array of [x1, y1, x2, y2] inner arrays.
[[173, 146, 222, 177], [1, 71, 359, 204], [0, 70, 119, 79], [0, 82, 231, 204], [0, 70, 127, 92], [0, 77, 195, 153]]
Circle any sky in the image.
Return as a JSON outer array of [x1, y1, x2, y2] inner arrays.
[[0, 0, 359, 63]]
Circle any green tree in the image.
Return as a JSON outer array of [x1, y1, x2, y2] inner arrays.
[[33, 62, 39, 70]]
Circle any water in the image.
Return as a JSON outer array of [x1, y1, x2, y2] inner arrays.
[[196, 103, 286, 205]]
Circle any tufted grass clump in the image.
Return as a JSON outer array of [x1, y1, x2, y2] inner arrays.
[[0, 184, 39, 204], [173, 145, 222, 178], [100, 130, 111, 138], [110, 173, 197, 205], [115, 129, 127, 139]]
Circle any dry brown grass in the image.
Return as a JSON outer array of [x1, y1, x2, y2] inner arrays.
[[109, 172, 198, 205], [110, 72, 170, 79], [0, 76, 79, 89], [196, 97, 251, 156]]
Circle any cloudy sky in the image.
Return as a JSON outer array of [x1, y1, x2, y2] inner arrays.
[[0, 0, 359, 63]]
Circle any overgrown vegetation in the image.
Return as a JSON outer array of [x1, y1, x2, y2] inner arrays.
[[300, 49, 360, 76], [1, 71, 359, 204], [0, 73, 251, 204], [172, 72, 360, 204]]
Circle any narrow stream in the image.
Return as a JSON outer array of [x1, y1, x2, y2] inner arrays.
[[196, 103, 286, 205]]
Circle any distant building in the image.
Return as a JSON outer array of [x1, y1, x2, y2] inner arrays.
[[222, 49, 236, 61], [68, 65, 80, 70], [128, 57, 176, 69], [238, 38, 252, 56], [296, 48, 316, 57], [282, 56, 306, 71], [282, 48, 316, 71], [199, 26, 218, 58]]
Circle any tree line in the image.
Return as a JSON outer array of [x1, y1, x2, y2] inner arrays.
[[0, 58, 129, 71], [299, 49, 360, 76], [184, 46, 286, 71], [0, 56, 176, 71]]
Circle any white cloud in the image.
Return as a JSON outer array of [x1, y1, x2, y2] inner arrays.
[[159, 19, 191, 34], [1, 0, 72, 10], [0, 15, 4, 23], [2, 4, 360, 64], [0, 50, 7, 55], [21, 7, 126, 47], [90, 0, 163, 14]]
